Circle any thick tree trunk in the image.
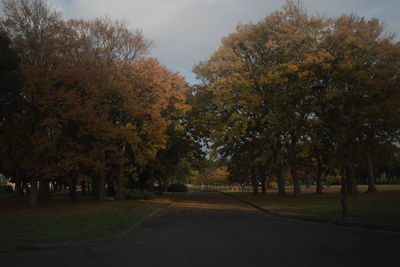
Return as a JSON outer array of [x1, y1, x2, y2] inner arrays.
[[97, 174, 106, 202], [106, 180, 116, 196], [69, 176, 77, 202], [15, 167, 23, 201], [340, 166, 347, 217], [114, 176, 123, 200], [158, 177, 163, 195], [274, 139, 286, 196], [288, 154, 301, 196], [92, 179, 99, 201], [15, 179, 23, 201], [250, 168, 258, 195], [276, 165, 286, 196], [287, 141, 301, 196], [81, 181, 87, 195], [38, 179, 50, 201], [346, 164, 359, 195], [30, 177, 38, 207], [366, 144, 377, 193], [162, 177, 167, 192], [316, 156, 323, 194], [260, 169, 267, 194]]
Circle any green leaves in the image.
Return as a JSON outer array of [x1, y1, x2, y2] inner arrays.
[[192, 0, 400, 195]]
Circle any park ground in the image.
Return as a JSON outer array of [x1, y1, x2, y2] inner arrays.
[[0, 194, 172, 246], [224, 184, 400, 227], [1, 185, 399, 247], [1, 190, 399, 267]]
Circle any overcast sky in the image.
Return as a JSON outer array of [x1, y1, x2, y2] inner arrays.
[[3, 0, 400, 83]]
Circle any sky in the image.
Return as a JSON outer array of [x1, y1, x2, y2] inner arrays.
[[2, 0, 400, 84]]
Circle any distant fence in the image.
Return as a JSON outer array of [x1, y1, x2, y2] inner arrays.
[[189, 184, 253, 192]]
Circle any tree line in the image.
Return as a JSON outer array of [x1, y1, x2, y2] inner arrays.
[[0, 0, 203, 205], [191, 0, 400, 210], [1, 0, 400, 211]]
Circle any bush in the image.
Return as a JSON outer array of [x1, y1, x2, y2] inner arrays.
[[123, 189, 156, 200], [0, 185, 14, 197], [167, 183, 188, 193]]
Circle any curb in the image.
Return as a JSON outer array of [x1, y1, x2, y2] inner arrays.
[[220, 191, 400, 233], [0, 199, 174, 252]]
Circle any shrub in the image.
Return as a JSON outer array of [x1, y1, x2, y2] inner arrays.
[[123, 189, 156, 200], [0, 185, 14, 197], [270, 181, 278, 188], [167, 183, 188, 193]]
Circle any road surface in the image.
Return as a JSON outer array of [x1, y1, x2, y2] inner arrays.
[[2, 190, 398, 266]]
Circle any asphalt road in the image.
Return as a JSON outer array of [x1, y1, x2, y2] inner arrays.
[[2, 190, 399, 267]]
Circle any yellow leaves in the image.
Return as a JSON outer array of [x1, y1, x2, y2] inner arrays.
[[286, 64, 298, 73], [298, 70, 312, 78], [338, 61, 354, 71], [324, 90, 343, 100], [125, 123, 136, 130], [303, 54, 319, 65], [174, 124, 185, 132], [266, 40, 277, 48], [318, 51, 335, 61]]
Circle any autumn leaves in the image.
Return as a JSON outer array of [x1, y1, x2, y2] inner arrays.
[[1, 0, 399, 207], [0, 0, 189, 203], [192, 2, 400, 198]]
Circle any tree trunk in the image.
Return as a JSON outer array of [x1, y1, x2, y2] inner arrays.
[[15, 167, 23, 201], [316, 156, 323, 194], [162, 177, 167, 192], [274, 140, 286, 196], [114, 174, 123, 201], [287, 141, 301, 196], [30, 177, 38, 207], [276, 165, 286, 196], [346, 164, 359, 195], [366, 144, 377, 193], [81, 181, 87, 195], [260, 169, 267, 194], [38, 179, 50, 201], [288, 152, 301, 196], [106, 180, 115, 196], [92, 180, 98, 200], [158, 177, 163, 195], [250, 168, 258, 195], [97, 174, 106, 202], [340, 166, 347, 217], [69, 176, 77, 202]]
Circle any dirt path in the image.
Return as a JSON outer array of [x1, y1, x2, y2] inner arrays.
[[2, 190, 398, 266]]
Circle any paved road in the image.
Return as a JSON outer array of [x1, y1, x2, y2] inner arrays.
[[2, 191, 399, 267]]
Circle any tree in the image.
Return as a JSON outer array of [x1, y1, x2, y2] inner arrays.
[[193, 1, 326, 196], [1, 0, 189, 203], [193, 0, 400, 212], [0, 31, 26, 200]]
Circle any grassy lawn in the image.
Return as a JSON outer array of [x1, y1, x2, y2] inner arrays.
[[0, 194, 172, 246], [229, 185, 400, 227]]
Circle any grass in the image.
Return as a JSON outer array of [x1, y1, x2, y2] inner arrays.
[[0, 194, 172, 246], [228, 185, 400, 227]]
